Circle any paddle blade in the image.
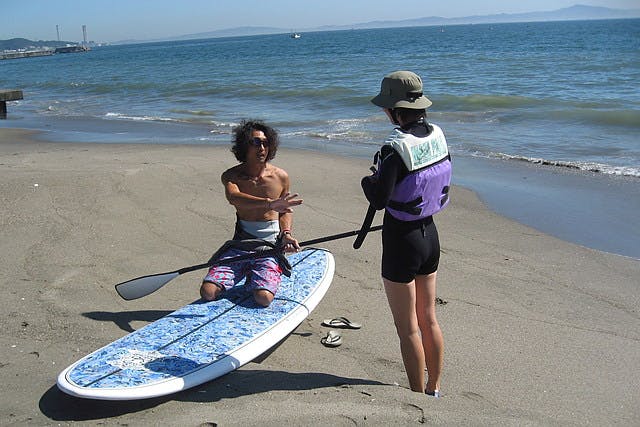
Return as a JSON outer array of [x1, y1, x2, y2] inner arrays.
[[115, 272, 180, 301]]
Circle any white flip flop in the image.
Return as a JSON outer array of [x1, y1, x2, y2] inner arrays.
[[320, 330, 342, 347], [321, 317, 362, 329]]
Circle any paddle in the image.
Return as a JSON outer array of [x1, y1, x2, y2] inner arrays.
[[353, 205, 377, 249], [353, 164, 379, 250], [115, 225, 383, 301]]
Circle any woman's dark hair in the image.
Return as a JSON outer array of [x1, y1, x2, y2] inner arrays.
[[231, 119, 279, 162]]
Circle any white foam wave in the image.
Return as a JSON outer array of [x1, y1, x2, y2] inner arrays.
[[105, 112, 176, 122], [493, 153, 640, 178]]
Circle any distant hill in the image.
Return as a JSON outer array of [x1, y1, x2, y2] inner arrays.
[[314, 4, 640, 31], [3, 4, 639, 46], [128, 4, 640, 44], [0, 38, 79, 51]]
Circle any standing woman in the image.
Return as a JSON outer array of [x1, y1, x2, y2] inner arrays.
[[361, 71, 451, 396]]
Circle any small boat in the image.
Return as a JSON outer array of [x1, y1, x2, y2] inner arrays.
[[290, 32, 301, 39]]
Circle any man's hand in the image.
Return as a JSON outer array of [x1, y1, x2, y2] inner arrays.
[[281, 232, 300, 253], [269, 192, 303, 213]]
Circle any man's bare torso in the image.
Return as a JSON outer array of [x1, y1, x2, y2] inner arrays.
[[222, 163, 288, 222]]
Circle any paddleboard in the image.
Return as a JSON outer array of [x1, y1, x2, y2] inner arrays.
[[57, 248, 334, 400]]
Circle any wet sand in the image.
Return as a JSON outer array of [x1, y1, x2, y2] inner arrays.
[[1, 128, 639, 425]]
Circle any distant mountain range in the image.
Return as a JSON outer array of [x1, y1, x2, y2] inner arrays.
[[3, 4, 639, 48], [141, 4, 640, 44], [323, 4, 640, 30]]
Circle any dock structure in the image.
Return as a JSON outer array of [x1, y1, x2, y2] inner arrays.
[[0, 49, 54, 60], [0, 89, 24, 119]]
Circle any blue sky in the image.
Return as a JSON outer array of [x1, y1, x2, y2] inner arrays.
[[2, 0, 638, 43]]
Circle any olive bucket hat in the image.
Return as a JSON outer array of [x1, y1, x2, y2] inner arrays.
[[371, 70, 432, 110]]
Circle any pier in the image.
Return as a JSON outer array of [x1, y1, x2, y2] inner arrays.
[[0, 46, 89, 60], [0, 49, 54, 60], [0, 89, 23, 119]]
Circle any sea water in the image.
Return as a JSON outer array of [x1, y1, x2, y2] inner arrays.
[[1, 19, 639, 257]]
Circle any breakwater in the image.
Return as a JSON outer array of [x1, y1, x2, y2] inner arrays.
[[1, 45, 89, 60]]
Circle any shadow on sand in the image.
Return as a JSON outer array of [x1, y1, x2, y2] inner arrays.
[[40, 369, 386, 422], [83, 310, 174, 333]]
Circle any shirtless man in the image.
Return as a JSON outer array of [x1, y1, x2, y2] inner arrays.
[[200, 120, 302, 307]]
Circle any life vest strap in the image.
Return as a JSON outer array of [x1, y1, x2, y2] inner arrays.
[[387, 197, 422, 215]]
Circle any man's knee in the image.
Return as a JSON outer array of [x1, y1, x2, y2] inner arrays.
[[253, 289, 274, 307], [200, 281, 223, 301]]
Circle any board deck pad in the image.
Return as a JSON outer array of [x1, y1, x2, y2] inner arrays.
[[57, 248, 334, 400]]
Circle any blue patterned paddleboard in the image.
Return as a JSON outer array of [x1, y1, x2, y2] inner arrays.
[[57, 248, 334, 400]]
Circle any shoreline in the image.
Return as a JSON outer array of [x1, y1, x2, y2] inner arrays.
[[452, 155, 640, 260], [5, 123, 639, 259], [1, 128, 639, 425]]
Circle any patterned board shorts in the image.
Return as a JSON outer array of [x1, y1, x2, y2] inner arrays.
[[203, 248, 282, 295]]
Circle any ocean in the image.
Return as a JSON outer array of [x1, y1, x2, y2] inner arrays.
[[1, 19, 639, 258]]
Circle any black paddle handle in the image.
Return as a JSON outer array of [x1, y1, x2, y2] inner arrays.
[[353, 205, 377, 249]]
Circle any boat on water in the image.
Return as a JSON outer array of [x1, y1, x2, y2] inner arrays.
[[290, 32, 301, 39], [55, 45, 90, 54]]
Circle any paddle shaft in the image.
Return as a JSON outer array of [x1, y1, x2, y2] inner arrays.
[[115, 224, 384, 300], [302, 224, 382, 247], [176, 224, 383, 276]]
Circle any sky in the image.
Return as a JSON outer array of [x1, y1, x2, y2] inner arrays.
[[1, 0, 638, 43]]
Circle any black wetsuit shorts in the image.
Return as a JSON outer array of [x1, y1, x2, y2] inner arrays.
[[381, 212, 440, 283]]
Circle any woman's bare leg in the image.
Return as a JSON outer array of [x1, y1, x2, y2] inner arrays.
[[415, 272, 444, 393], [383, 278, 426, 392]]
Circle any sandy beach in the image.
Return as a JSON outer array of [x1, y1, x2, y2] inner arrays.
[[1, 128, 639, 426]]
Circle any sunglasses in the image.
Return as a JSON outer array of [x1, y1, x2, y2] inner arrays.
[[249, 137, 269, 147]]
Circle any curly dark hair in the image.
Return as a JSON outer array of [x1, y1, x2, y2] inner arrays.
[[231, 119, 279, 162]]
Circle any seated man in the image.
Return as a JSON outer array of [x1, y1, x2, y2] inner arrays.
[[200, 120, 302, 307]]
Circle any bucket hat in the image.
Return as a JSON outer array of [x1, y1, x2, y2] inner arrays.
[[371, 71, 432, 109]]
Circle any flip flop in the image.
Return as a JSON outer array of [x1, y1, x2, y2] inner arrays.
[[321, 317, 362, 330], [320, 330, 342, 347]]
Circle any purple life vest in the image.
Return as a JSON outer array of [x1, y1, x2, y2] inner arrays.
[[381, 124, 452, 221]]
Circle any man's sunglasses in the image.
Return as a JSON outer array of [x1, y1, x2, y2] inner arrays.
[[249, 137, 269, 147]]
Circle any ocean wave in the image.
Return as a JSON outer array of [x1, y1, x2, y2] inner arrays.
[[492, 153, 640, 178], [547, 108, 640, 129], [437, 94, 546, 111], [295, 118, 379, 143], [169, 109, 217, 117], [104, 112, 223, 126], [37, 80, 161, 95], [164, 81, 362, 102], [436, 95, 640, 129], [105, 112, 178, 123], [305, 130, 372, 141]]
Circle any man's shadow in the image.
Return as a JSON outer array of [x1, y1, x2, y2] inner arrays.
[[40, 369, 386, 422], [82, 291, 258, 334], [83, 310, 174, 333]]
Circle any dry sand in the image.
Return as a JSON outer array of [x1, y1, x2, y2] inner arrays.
[[1, 128, 639, 426]]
